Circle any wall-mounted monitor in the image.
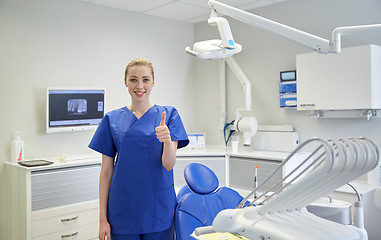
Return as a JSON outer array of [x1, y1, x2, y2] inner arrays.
[[280, 70, 296, 82], [46, 88, 105, 133]]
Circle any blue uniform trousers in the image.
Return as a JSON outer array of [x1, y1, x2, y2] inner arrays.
[[111, 225, 174, 240]]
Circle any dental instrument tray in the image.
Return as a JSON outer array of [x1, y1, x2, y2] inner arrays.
[[18, 160, 53, 167]]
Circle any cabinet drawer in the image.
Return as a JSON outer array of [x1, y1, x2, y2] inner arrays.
[[32, 207, 98, 237], [31, 164, 101, 211], [32, 223, 98, 240]]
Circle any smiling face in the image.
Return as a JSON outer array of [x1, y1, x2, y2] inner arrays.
[[125, 65, 154, 104]]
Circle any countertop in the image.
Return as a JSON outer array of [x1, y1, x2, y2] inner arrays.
[[4, 155, 101, 171], [177, 145, 292, 161], [6, 146, 378, 195]]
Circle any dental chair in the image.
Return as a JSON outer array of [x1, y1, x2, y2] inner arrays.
[[175, 163, 248, 240]]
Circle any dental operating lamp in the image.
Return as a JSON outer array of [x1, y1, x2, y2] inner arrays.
[[185, 16, 242, 59], [185, 13, 258, 146], [185, 0, 381, 146]]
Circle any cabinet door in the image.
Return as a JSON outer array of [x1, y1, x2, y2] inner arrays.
[[229, 157, 281, 193], [297, 45, 378, 110]]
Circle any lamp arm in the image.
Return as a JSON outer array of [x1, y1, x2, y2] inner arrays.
[[208, 17, 237, 49], [208, 0, 331, 53], [225, 56, 251, 120], [332, 24, 381, 53]]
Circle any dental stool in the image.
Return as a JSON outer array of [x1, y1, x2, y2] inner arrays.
[[175, 163, 247, 240]]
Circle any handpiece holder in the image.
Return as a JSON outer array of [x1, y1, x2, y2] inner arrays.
[[353, 201, 364, 229]]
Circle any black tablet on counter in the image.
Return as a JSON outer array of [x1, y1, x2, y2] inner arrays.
[[18, 160, 54, 167]]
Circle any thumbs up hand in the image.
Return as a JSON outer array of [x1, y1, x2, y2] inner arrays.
[[156, 112, 172, 143], [159, 111, 166, 127]]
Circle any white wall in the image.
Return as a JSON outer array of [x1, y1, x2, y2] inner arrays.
[[193, 0, 381, 147], [0, 0, 195, 237]]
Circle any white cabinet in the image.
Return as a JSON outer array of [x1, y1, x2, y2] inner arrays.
[[297, 44, 381, 111], [4, 159, 101, 240]]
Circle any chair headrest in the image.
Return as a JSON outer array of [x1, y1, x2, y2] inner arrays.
[[184, 163, 219, 194]]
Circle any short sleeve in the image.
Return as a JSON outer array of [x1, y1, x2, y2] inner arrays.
[[167, 108, 189, 149], [88, 114, 117, 158]]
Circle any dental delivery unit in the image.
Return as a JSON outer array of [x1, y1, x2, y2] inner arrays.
[[191, 137, 379, 240]]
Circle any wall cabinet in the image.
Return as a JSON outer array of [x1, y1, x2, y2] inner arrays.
[[297, 44, 381, 111], [4, 159, 101, 240]]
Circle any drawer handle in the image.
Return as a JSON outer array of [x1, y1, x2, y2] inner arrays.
[[61, 216, 78, 222], [61, 231, 78, 239], [300, 103, 315, 107]]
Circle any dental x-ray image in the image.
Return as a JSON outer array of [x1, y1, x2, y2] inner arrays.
[[68, 99, 87, 115]]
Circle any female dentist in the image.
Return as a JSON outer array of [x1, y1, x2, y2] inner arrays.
[[89, 58, 189, 240]]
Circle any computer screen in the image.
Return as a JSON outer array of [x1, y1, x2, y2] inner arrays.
[[46, 88, 105, 133]]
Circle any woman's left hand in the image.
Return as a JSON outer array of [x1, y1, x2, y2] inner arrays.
[[156, 112, 172, 143]]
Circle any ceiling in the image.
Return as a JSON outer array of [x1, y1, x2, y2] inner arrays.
[[78, 0, 286, 23]]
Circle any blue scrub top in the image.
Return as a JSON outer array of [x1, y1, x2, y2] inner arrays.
[[89, 105, 189, 234]]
